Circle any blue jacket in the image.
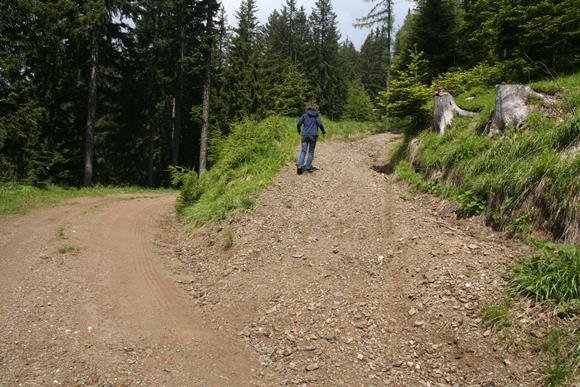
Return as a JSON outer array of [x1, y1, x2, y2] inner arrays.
[[297, 109, 325, 137]]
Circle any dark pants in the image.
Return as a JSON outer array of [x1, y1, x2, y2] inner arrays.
[[297, 135, 317, 170]]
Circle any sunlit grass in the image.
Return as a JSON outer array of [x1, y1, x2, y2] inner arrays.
[[0, 184, 174, 215], [395, 72, 579, 239]]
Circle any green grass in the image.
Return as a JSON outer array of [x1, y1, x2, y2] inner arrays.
[[57, 225, 68, 240], [532, 328, 580, 386], [532, 73, 580, 115], [481, 297, 512, 328], [223, 228, 234, 250], [175, 115, 375, 224], [321, 118, 380, 141], [57, 244, 79, 255], [508, 243, 579, 313], [0, 184, 174, 215]]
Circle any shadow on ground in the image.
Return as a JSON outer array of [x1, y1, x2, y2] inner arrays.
[[371, 128, 408, 175]]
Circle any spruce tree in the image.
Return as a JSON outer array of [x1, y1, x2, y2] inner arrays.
[[293, 6, 311, 70], [382, 49, 431, 132], [338, 39, 361, 84], [263, 10, 290, 111], [392, 10, 416, 72], [360, 29, 389, 99], [224, 0, 265, 120], [199, 0, 220, 175], [342, 80, 376, 121], [357, 0, 394, 125], [209, 6, 230, 130], [274, 63, 313, 117], [308, 0, 345, 118], [396, 0, 464, 79], [128, 0, 210, 183], [463, 0, 579, 74], [262, 0, 314, 113], [0, 1, 46, 182]]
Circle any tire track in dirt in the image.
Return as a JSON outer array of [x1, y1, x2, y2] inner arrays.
[[0, 194, 258, 385], [0, 198, 111, 295]]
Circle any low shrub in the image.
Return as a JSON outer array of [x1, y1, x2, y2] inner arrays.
[[455, 190, 486, 217], [433, 64, 504, 96]]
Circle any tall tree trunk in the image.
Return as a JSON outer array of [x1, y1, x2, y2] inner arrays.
[[172, 24, 185, 166], [385, 0, 393, 132], [147, 7, 161, 187], [199, 8, 214, 176], [84, 29, 99, 187], [147, 122, 155, 187], [385, 66, 390, 130]]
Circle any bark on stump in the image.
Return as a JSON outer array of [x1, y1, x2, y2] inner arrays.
[[433, 91, 476, 135], [486, 84, 555, 136], [564, 193, 579, 245]]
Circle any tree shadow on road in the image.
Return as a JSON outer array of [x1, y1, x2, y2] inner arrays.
[[372, 131, 409, 176]]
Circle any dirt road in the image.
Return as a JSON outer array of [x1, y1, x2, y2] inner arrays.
[[0, 194, 257, 385], [1, 133, 543, 385]]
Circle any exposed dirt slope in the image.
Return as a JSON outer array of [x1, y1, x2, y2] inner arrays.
[[0, 133, 544, 386]]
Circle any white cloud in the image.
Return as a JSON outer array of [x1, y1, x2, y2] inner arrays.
[[220, 0, 414, 49]]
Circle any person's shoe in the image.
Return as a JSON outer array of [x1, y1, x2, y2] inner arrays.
[[306, 166, 318, 173], [297, 166, 303, 175]]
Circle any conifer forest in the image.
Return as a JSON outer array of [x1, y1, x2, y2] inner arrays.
[[2, 0, 577, 187]]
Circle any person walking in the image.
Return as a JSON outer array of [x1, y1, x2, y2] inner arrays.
[[296, 104, 326, 175]]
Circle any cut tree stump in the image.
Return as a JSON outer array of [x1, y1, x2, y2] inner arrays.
[[433, 91, 476, 135], [407, 138, 421, 167], [486, 84, 556, 136]]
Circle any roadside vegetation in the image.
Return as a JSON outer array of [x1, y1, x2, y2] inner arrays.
[[508, 243, 579, 315], [531, 327, 579, 386], [479, 242, 579, 386], [57, 244, 80, 256]]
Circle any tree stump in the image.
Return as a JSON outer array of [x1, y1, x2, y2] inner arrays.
[[407, 138, 421, 167], [433, 91, 476, 135], [486, 84, 555, 136]]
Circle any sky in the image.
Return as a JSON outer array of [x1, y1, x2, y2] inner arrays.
[[220, 0, 415, 49]]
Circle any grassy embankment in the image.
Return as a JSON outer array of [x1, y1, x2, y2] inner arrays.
[[0, 184, 174, 215], [394, 72, 579, 240], [175, 115, 377, 225], [389, 70, 579, 386]]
